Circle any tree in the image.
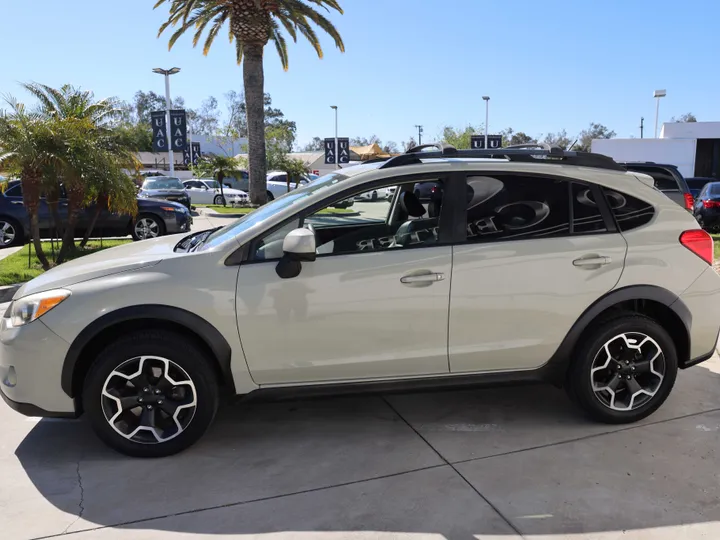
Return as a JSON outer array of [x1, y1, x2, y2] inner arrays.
[[576, 122, 615, 152], [157, 0, 345, 206], [301, 136, 324, 151], [382, 141, 399, 154], [193, 154, 245, 206], [402, 137, 417, 151], [671, 112, 697, 123], [188, 96, 221, 135], [0, 100, 58, 269], [541, 129, 572, 150], [508, 132, 535, 146], [441, 125, 481, 149]]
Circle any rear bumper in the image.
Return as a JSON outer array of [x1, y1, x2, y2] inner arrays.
[[675, 266, 720, 367]]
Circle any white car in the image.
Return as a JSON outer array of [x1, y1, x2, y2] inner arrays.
[[266, 171, 311, 200], [355, 187, 391, 201], [183, 179, 249, 206]]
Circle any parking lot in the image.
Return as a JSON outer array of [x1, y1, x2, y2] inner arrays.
[[2, 349, 720, 540]]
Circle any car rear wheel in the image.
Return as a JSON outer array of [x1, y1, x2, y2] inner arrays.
[[566, 314, 677, 424], [266, 191, 275, 201], [0, 217, 23, 248], [83, 330, 219, 457], [132, 213, 165, 241], [371, 191, 378, 201], [213, 195, 226, 205]]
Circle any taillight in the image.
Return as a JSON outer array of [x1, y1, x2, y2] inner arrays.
[[680, 229, 713, 265], [685, 193, 694, 210], [702, 199, 720, 209]]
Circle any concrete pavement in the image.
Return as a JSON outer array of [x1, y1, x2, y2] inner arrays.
[[4, 353, 720, 539]]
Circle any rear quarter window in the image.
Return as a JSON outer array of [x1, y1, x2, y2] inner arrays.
[[603, 189, 655, 232]]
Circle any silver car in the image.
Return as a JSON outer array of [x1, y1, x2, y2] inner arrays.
[[2, 144, 719, 457]]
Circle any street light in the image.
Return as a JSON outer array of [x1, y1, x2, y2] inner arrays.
[[482, 96, 490, 149], [330, 105, 338, 169], [653, 89, 666, 138], [152, 67, 181, 174], [415, 124, 423, 145]]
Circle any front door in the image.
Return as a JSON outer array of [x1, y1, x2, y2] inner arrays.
[[236, 177, 453, 385], [448, 174, 627, 373]]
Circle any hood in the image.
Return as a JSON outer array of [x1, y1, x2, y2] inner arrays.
[[14, 235, 185, 298], [142, 189, 187, 196]]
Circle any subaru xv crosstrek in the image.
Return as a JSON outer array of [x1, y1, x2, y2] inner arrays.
[[2, 144, 719, 457]]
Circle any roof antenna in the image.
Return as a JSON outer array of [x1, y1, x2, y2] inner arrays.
[[567, 139, 578, 151]]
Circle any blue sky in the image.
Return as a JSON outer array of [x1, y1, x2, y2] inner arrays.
[[1, 0, 718, 148]]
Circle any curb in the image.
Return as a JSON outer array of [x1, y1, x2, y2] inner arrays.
[[0, 283, 22, 304]]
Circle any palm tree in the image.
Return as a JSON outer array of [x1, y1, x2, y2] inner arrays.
[[156, 0, 345, 205], [0, 100, 59, 269], [196, 154, 245, 205], [23, 83, 121, 126]]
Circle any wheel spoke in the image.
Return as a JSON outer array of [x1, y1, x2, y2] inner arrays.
[[140, 407, 156, 428], [634, 359, 651, 373], [119, 396, 139, 411], [626, 377, 643, 396], [130, 372, 152, 391], [606, 376, 621, 391]]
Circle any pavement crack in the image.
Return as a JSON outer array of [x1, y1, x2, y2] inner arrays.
[[61, 461, 85, 535], [381, 395, 526, 539]]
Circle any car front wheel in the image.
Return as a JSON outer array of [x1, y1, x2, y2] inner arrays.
[[566, 314, 678, 424], [0, 217, 23, 248], [213, 195, 226, 205], [83, 330, 219, 457], [132, 213, 165, 241]]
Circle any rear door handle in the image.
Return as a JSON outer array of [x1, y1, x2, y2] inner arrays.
[[400, 272, 445, 284], [573, 256, 611, 267]]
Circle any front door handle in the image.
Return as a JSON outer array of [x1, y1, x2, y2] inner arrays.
[[573, 255, 611, 267], [400, 272, 445, 284]]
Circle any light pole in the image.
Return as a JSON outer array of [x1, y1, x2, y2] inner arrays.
[[653, 89, 666, 138], [152, 67, 181, 174], [482, 96, 490, 149], [330, 105, 338, 169], [415, 125, 423, 145]]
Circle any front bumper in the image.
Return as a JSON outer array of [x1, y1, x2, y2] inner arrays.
[[165, 211, 193, 234], [0, 311, 77, 417]]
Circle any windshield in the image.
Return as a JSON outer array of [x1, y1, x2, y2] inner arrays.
[[198, 171, 349, 251], [143, 177, 184, 190]]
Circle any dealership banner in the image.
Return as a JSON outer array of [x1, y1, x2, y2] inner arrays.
[[324, 137, 351, 165], [151, 111, 167, 152], [169, 109, 187, 151], [183, 142, 201, 165], [470, 135, 503, 149]]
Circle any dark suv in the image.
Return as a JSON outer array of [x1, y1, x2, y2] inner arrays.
[[0, 181, 192, 248], [621, 162, 693, 211]]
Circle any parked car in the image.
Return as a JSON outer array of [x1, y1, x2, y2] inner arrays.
[[686, 177, 716, 199], [0, 181, 192, 247], [621, 162, 693, 211], [2, 144, 719, 458], [221, 171, 302, 201], [182, 179, 249, 206], [355, 187, 392, 201], [138, 176, 191, 210], [266, 171, 311, 200], [692, 181, 720, 232]]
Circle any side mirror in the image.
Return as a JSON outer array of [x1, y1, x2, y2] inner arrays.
[[203, 185, 209, 190], [276, 228, 316, 279]]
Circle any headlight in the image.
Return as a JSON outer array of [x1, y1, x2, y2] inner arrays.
[[5, 289, 71, 328], [160, 206, 186, 213]]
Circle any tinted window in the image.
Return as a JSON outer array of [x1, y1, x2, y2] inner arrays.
[[142, 177, 184, 190], [572, 183, 607, 234], [604, 189, 655, 231], [5, 184, 22, 197], [631, 168, 679, 192], [465, 175, 570, 243], [709, 183, 720, 196]]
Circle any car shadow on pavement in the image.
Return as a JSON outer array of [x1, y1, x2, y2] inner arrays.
[[13, 364, 720, 539]]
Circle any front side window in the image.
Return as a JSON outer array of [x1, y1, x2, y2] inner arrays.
[[464, 175, 570, 243]]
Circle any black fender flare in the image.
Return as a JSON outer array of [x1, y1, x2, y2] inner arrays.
[[61, 305, 233, 397], [542, 285, 691, 382]]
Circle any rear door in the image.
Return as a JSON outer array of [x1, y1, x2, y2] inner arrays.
[[448, 173, 627, 373]]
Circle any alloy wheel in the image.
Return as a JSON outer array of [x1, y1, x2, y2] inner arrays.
[[590, 332, 665, 411], [101, 356, 197, 444], [0, 221, 16, 246], [134, 218, 160, 239]]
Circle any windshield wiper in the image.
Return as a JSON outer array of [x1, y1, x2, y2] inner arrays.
[[188, 226, 222, 252]]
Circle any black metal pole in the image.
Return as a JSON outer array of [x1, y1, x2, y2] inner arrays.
[[640, 117, 644, 139]]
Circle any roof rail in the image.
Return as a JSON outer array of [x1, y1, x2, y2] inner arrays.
[[379, 142, 624, 171]]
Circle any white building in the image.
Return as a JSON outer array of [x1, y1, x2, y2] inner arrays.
[[592, 122, 720, 178]]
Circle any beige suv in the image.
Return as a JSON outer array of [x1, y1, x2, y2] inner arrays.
[[2, 144, 719, 457]]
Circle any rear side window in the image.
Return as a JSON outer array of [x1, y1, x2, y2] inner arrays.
[[636, 168, 679, 192], [465, 175, 570, 243], [603, 189, 655, 231], [571, 183, 607, 234], [4, 184, 21, 197]]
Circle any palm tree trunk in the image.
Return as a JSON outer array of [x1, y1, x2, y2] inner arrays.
[[243, 43, 267, 206], [56, 216, 77, 265], [30, 213, 50, 270], [218, 172, 226, 206]]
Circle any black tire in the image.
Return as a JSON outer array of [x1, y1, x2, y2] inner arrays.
[[213, 195, 226, 205], [266, 191, 275, 201], [0, 216, 24, 248], [83, 330, 219, 457], [566, 314, 678, 424], [371, 191, 378, 201], [132, 213, 166, 241]]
